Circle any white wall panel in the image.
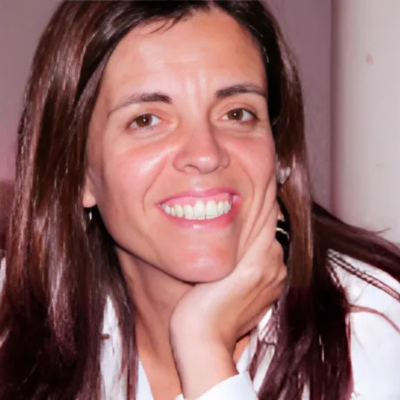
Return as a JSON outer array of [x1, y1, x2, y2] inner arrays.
[[332, 0, 400, 241]]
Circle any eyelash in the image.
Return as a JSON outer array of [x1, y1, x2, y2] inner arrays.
[[221, 108, 258, 123], [129, 114, 161, 130], [128, 107, 258, 132]]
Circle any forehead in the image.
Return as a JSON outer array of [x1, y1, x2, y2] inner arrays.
[[100, 9, 266, 104]]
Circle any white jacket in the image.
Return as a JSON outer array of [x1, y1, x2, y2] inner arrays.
[[100, 256, 400, 399]]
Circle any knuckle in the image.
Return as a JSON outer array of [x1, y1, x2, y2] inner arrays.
[[272, 240, 285, 258], [277, 264, 288, 282], [241, 263, 264, 287]]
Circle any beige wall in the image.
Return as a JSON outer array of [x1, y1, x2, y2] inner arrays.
[[0, 0, 333, 208], [332, 0, 400, 242]]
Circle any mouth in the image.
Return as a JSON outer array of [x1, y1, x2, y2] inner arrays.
[[158, 189, 238, 221]]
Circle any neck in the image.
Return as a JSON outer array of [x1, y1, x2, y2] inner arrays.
[[119, 252, 192, 366], [118, 251, 251, 371]]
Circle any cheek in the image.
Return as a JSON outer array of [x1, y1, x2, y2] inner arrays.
[[93, 143, 167, 249], [101, 142, 166, 204], [248, 146, 275, 182], [230, 135, 276, 186], [228, 135, 277, 254]]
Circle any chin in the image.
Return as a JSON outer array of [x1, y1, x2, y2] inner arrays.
[[166, 252, 237, 284]]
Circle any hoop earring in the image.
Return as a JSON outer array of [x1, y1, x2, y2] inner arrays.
[[275, 197, 291, 264], [85, 208, 94, 232]]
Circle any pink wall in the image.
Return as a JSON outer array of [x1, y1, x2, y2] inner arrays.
[[0, 0, 332, 208], [267, 0, 332, 208], [0, 0, 58, 181]]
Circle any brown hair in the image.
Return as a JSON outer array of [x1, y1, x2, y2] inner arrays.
[[1, 1, 399, 399], [0, 181, 13, 252]]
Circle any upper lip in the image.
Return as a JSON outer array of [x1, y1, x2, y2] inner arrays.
[[158, 187, 238, 204]]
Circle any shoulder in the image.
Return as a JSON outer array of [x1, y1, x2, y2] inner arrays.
[[331, 253, 400, 399], [331, 252, 400, 314], [101, 296, 127, 398]]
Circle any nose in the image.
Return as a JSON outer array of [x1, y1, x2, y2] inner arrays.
[[173, 123, 230, 174]]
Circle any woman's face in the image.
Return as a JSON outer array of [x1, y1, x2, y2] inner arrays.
[[83, 9, 277, 283]]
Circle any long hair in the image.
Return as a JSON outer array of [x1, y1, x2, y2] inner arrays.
[[0, 1, 399, 399]]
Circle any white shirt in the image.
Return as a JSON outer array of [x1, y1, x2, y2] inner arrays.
[[100, 256, 400, 399]]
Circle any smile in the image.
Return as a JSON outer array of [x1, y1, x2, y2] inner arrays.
[[161, 199, 233, 220]]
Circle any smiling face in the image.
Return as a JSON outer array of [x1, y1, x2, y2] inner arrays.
[[83, 9, 277, 283]]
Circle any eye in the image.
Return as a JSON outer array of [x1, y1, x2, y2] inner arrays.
[[222, 108, 256, 122], [130, 113, 161, 129]]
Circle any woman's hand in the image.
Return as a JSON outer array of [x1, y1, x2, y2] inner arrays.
[[170, 202, 287, 398]]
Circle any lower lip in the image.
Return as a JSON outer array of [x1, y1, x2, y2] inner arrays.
[[158, 200, 241, 230]]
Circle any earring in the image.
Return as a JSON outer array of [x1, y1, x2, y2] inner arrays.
[[277, 166, 291, 185], [275, 198, 291, 264], [276, 159, 291, 185], [85, 209, 93, 232]]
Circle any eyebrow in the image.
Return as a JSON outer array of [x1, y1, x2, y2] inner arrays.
[[108, 83, 267, 116], [215, 84, 267, 100], [108, 92, 172, 116]]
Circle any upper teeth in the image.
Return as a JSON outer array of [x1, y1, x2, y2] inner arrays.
[[162, 200, 232, 220]]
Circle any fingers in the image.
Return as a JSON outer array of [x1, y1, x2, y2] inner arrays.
[[236, 207, 279, 271], [237, 189, 279, 259], [232, 229, 286, 299], [239, 201, 279, 262], [234, 242, 286, 337]]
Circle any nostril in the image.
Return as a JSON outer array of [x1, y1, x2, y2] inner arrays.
[[172, 139, 230, 174]]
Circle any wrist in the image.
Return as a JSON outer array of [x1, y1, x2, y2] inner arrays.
[[170, 320, 235, 358], [172, 338, 238, 399], [170, 308, 236, 354]]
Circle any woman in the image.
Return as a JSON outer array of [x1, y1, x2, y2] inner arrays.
[[0, 1, 399, 399]]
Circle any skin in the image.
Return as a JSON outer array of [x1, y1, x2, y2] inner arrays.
[[83, 9, 286, 399]]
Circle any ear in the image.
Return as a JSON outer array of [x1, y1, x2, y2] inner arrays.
[[82, 175, 97, 208]]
